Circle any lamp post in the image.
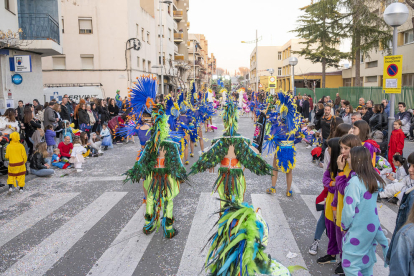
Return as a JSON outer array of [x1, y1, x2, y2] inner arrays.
[[383, 2, 409, 141], [289, 56, 298, 96], [241, 30, 260, 92], [158, 0, 172, 95]]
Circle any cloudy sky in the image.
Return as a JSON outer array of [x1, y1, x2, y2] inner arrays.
[[188, 0, 350, 74]]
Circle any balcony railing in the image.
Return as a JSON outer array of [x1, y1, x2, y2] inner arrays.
[[174, 33, 183, 42], [173, 10, 183, 21], [18, 13, 60, 44]]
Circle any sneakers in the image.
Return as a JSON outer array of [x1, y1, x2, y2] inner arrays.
[[306, 145, 311, 149], [317, 254, 337, 264], [7, 187, 13, 195], [286, 190, 293, 197], [266, 187, 276, 194], [309, 239, 319, 255], [334, 262, 344, 275], [19, 187, 24, 193]]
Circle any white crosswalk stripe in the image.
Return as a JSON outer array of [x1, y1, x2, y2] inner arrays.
[[2, 192, 127, 276], [300, 195, 391, 276], [88, 203, 151, 276], [0, 192, 79, 248], [252, 194, 311, 276]]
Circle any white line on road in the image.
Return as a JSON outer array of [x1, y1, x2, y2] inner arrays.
[[88, 203, 151, 276], [3, 192, 127, 276], [252, 194, 310, 275], [0, 193, 79, 248], [300, 195, 389, 276], [177, 193, 218, 276], [377, 202, 397, 233]]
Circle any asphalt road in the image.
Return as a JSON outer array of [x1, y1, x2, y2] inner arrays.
[[0, 113, 409, 276]]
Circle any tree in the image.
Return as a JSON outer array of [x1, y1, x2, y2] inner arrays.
[[291, 0, 348, 88], [216, 68, 225, 76], [341, 0, 392, 86]]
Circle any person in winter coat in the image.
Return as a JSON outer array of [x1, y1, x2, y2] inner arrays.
[[302, 96, 310, 120], [6, 132, 27, 194], [60, 97, 71, 122], [43, 104, 56, 130], [397, 102, 411, 136], [23, 107, 42, 158], [45, 124, 56, 154], [58, 135, 73, 162], [108, 98, 119, 118], [78, 103, 91, 133], [389, 120, 405, 172], [30, 142, 54, 177], [97, 99, 110, 124]]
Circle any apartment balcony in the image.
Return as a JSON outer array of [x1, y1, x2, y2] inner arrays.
[[174, 33, 183, 43], [18, 13, 62, 56], [187, 21, 190, 30], [174, 44, 179, 54], [188, 48, 201, 55], [174, 54, 184, 61], [173, 10, 183, 22]]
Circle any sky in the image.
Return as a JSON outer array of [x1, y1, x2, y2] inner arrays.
[[188, 0, 350, 74]]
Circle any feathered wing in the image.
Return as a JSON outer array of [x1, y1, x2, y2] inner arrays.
[[163, 141, 187, 182], [234, 139, 275, 176], [277, 91, 301, 137], [188, 139, 227, 175]]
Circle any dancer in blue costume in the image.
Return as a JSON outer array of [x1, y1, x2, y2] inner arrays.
[[176, 91, 195, 165], [263, 91, 302, 197], [341, 146, 388, 276], [165, 93, 186, 160]]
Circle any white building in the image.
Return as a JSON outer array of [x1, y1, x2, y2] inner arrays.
[[0, 0, 63, 108], [42, 0, 160, 99]]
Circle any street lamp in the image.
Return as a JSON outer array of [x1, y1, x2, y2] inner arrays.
[[383, 2, 409, 140], [289, 56, 298, 96], [241, 30, 260, 92], [159, 0, 172, 95]]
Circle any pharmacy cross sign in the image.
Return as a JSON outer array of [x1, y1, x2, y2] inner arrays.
[[387, 64, 398, 77]]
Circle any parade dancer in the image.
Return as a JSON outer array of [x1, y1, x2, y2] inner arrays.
[[203, 199, 304, 275], [176, 92, 194, 165], [189, 99, 274, 208], [125, 105, 187, 238], [263, 91, 302, 197]]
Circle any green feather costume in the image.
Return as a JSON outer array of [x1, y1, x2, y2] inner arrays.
[[189, 100, 274, 207], [125, 106, 187, 238], [204, 199, 305, 275]]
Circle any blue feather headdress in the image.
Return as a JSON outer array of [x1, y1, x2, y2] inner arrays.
[[276, 92, 301, 137], [128, 75, 157, 119]]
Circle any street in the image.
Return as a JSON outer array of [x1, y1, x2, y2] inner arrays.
[[0, 115, 402, 276]]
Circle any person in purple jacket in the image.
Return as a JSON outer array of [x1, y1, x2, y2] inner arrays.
[[45, 124, 56, 154]]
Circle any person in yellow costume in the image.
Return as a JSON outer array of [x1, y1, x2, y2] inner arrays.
[[6, 132, 27, 194]]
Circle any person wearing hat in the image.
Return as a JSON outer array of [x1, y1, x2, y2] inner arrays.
[[6, 132, 27, 194], [115, 90, 122, 109]]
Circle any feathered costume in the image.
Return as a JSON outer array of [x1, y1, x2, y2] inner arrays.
[[204, 199, 304, 275], [263, 92, 302, 173], [125, 105, 187, 238], [117, 76, 157, 160], [189, 100, 274, 208]]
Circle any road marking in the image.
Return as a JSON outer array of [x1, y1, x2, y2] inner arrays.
[[3, 192, 127, 276], [30, 175, 126, 184], [0, 193, 79, 248], [88, 203, 151, 276], [377, 203, 397, 233], [252, 194, 310, 275], [292, 183, 302, 194], [177, 193, 218, 276], [0, 191, 35, 211], [301, 195, 389, 276]]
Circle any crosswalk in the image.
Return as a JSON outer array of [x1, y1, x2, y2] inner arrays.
[[0, 190, 397, 276]]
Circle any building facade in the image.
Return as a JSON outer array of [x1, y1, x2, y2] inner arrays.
[[42, 0, 160, 99], [249, 39, 342, 92], [0, 0, 63, 108], [341, 5, 414, 87]]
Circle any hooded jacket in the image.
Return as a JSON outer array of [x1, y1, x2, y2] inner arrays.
[[5, 132, 27, 176]]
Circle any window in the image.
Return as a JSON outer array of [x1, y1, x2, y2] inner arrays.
[[360, 53, 364, 63], [5, 0, 15, 14], [143, 59, 146, 72], [168, 28, 171, 41], [136, 24, 139, 38], [366, 60, 378, 68], [5, 0, 10, 10], [404, 29, 413, 45], [343, 78, 351, 87], [402, 73, 414, 87], [62, 18, 65, 33], [141, 28, 145, 42], [365, 76, 377, 83], [81, 55, 94, 69], [147, 32, 150, 44], [53, 57, 66, 69], [137, 57, 140, 68], [79, 18, 93, 34], [278, 52, 282, 60], [278, 67, 282, 76], [148, 61, 152, 72]]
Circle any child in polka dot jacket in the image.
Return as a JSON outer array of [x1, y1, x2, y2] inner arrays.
[[341, 146, 388, 276]]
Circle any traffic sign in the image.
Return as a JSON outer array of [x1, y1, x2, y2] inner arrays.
[[259, 83, 263, 89], [383, 55, 403, 94], [268, 76, 277, 88]]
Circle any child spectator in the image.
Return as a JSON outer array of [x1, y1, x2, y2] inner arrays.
[[303, 124, 316, 149], [6, 132, 27, 193], [70, 136, 86, 172], [311, 133, 322, 163], [58, 135, 74, 163], [62, 121, 73, 143], [51, 148, 70, 169], [30, 142, 54, 177], [80, 132, 91, 158], [126, 118, 135, 144], [389, 120, 405, 172], [341, 146, 388, 276], [101, 123, 113, 150], [45, 124, 56, 155], [379, 155, 410, 204], [375, 155, 393, 183], [89, 132, 103, 156]]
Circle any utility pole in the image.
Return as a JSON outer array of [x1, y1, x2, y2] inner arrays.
[[256, 30, 259, 93]]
